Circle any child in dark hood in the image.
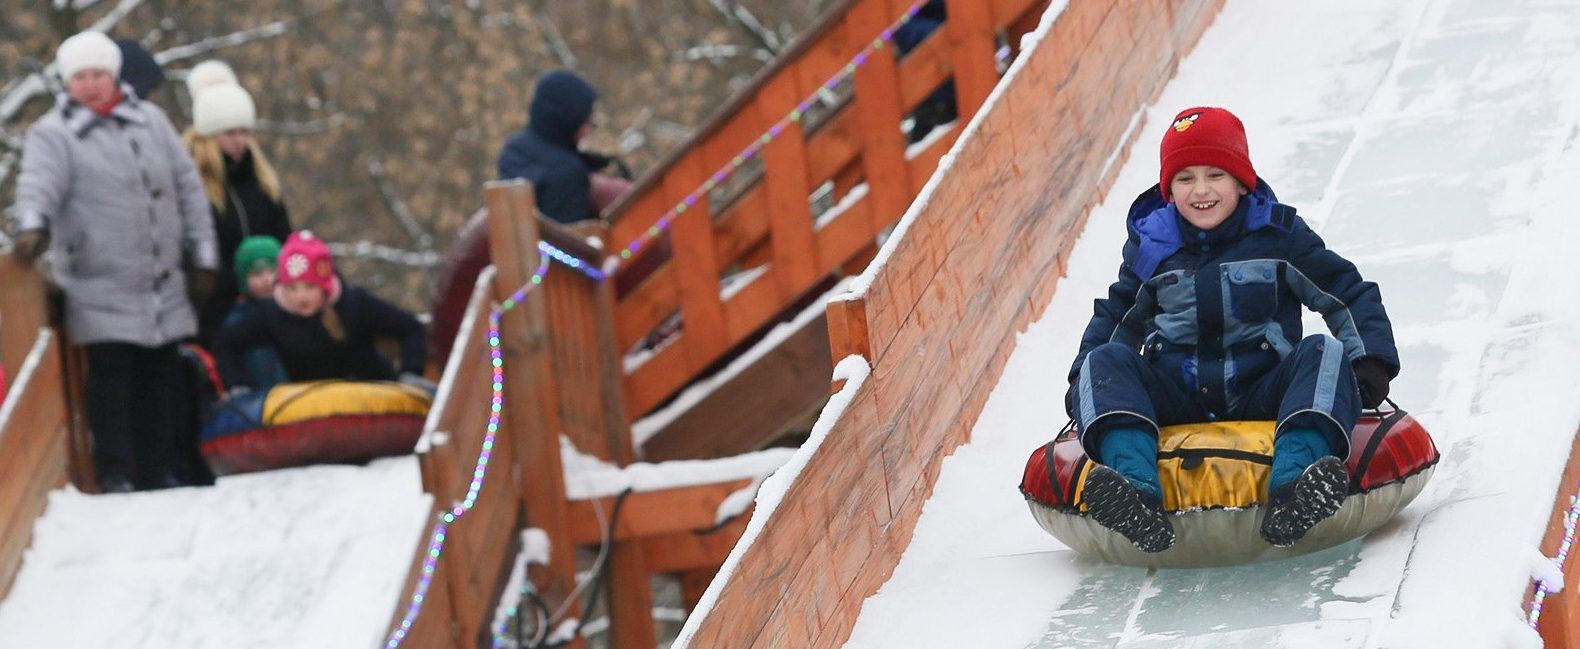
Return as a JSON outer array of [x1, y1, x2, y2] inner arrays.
[[214, 231, 427, 390], [221, 236, 289, 391], [1065, 107, 1399, 552], [496, 69, 603, 224]]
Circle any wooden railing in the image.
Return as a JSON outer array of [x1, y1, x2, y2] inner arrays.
[[392, 0, 1058, 644], [678, 1, 1229, 646], [393, 183, 768, 647], [604, 0, 1049, 421], [0, 255, 74, 601]]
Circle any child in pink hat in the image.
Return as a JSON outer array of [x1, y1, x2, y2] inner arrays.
[[214, 230, 430, 392], [275, 230, 341, 316]]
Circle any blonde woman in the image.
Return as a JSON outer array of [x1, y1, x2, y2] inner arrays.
[[183, 60, 292, 344]]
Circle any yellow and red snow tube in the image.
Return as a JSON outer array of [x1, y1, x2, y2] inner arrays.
[[200, 381, 431, 476], [1019, 409, 1438, 567]]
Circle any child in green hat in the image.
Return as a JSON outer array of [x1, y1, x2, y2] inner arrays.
[[222, 236, 288, 390]]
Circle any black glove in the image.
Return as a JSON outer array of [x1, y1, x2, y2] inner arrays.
[[1352, 357, 1392, 410], [1064, 381, 1079, 418], [186, 268, 216, 308], [578, 151, 633, 179], [578, 150, 615, 172], [13, 229, 48, 265]]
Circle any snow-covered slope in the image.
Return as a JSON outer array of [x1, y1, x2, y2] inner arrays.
[[0, 458, 430, 648], [846, 1, 1580, 647]]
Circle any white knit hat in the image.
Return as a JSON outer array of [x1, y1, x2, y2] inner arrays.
[[193, 83, 256, 136], [185, 60, 238, 97], [56, 32, 121, 80]]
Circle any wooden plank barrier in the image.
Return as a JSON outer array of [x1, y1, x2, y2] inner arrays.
[[0, 253, 74, 602], [386, 260, 500, 648], [678, 1, 1229, 646], [0, 329, 69, 602]]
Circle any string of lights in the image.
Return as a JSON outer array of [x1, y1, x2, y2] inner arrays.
[[384, 251, 549, 649], [1528, 491, 1579, 629]]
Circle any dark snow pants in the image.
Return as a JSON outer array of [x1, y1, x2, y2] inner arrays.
[[1072, 334, 1360, 459], [85, 342, 182, 488]]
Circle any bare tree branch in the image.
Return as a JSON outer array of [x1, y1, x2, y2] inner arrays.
[[0, 75, 49, 129], [87, 0, 148, 32], [646, 118, 695, 142], [57, 0, 112, 10], [326, 240, 441, 268], [154, 20, 289, 65], [674, 43, 775, 65], [730, 4, 781, 51], [616, 106, 655, 154], [2, 13, 287, 131], [706, 0, 783, 54], [534, 15, 577, 68], [366, 158, 434, 250]]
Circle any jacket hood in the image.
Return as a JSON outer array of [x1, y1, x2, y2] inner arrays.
[[1128, 179, 1290, 279], [528, 70, 597, 149]]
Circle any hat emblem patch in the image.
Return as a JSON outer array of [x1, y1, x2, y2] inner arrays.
[[285, 253, 308, 279], [1173, 113, 1201, 132]]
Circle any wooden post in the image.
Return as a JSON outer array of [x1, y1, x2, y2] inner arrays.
[[825, 296, 872, 367], [664, 157, 730, 375], [484, 180, 583, 648], [758, 73, 822, 297], [851, 0, 914, 238], [944, 0, 1002, 123], [535, 219, 659, 649]]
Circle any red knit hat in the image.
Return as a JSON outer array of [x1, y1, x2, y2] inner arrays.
[[1158, 107, 1256, 202], [277, 230, 338, 297]]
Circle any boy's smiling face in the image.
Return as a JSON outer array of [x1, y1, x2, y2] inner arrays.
[[1170, 165, 1247, 230]]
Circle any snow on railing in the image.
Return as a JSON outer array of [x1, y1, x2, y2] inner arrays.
[[671, 354, 871, 648]]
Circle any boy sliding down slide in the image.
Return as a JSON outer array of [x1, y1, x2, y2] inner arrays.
[[1064, 107, 1398, 552]]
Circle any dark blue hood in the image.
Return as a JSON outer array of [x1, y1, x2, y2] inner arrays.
[[116, 39, 164, 99], [1127, 180, 1292, 279], [528, 70, 598, 149]]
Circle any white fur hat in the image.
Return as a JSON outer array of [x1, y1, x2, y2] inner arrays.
[[186, 60, 238, 97], [56, 32, 121, 80], [193, 83, 256, 136]]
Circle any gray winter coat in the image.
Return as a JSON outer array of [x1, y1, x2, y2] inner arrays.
[[12, 88, 218, 346]]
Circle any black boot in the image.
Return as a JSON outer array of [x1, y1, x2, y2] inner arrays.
[[1259, 456, 1348, 547], [1083, 465, 1175, 553]]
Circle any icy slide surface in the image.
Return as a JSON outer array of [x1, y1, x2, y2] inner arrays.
[[847, 1, 1580, 647], [0, 458, 430, 648]]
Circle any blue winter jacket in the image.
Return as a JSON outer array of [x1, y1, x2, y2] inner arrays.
[[1068, 182, 1399, 416], [497, 70, 598, 224]]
